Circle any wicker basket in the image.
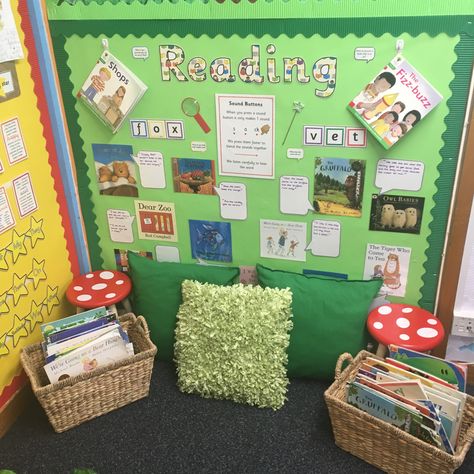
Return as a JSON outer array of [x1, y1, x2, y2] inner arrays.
[[324, 350, 474, 474], [21, 313, 157, 433]]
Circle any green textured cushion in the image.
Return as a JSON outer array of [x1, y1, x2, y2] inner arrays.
[[256, 264, 382, 380], [128, 252, 239, 361], [175, 280, 293, 410]]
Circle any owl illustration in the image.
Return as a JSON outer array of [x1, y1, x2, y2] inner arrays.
[[380, 204, 395, 228], [392, 209, 406, 228], [405, 207, 418, 228]]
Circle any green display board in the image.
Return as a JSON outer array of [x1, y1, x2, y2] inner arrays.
[[47, 1, 474, 311]]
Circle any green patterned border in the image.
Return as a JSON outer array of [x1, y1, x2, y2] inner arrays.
[[49, 15, 474, 310]]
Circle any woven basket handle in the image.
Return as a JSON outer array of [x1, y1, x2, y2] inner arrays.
[[136, 315, 150, 338], [334, 353, 354, 381]]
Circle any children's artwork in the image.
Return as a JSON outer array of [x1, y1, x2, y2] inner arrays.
[[114, 248, 153, 272], [0, 61, 20, 103], [92, 144, 138, 197], [216, 94, 275, 179], [260, 219, 307, 262], [363, 243, 411, 297], [348, 55, 443, 149], [135, 200, 177, 242], [313, 158, 365, 218], [172, 158, 216, 195], [446, 335, 474, 364], [78, 50, 147, 133], [0, 0, 23, 63], [189, 220, 232, 262], [369, 194, 424, 234]]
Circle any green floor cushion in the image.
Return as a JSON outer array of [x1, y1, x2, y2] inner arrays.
[[127, 252, 239, 361], [175, 280, 293, 410], [256, 264, 383, 380]]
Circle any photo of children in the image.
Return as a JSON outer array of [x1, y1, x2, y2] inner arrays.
[[348, 55, 442, 149], [260, 219, 307, 262]]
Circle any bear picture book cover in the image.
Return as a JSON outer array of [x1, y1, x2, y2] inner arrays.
[[78, 50, 147, 133], [348, 55, 442, 149], [92, 143, 138, 197], [313, 157, 365, 218], [369, 194, 425, 234]]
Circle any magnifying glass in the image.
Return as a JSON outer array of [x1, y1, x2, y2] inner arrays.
[[181, 97, 211, 134]]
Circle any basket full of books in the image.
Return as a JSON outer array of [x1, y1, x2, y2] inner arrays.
[[324, 347, 474, 474], [21, 308, 157, 433]]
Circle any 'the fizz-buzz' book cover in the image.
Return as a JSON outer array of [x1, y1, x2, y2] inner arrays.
[[78, 50, 147, 133], [348, 55, 443, 149]]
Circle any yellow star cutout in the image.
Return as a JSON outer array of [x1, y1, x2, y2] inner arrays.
[[26, 216, 45, 248], [28, 258, 47, 289], [8, 314, 28, 347], [43, 285, 59, 315], [8, 273, 28, 305], [26, 300, 44, 332], [0, 292, 9, 314], [0, 248, 8, 270], [0, 333, 9, 356], [7, 229, 27, 263]]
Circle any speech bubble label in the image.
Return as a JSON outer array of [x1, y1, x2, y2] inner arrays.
[[214, 182, 247, 220], [287, 148, 304, 160], [132, 47, 149, 60], [354, 47, 375, 62], [191, 141, 207, 152], [375, 159, 425, 194], [306, 220, 341, 257], [280, 176, 314, 215], [155, 245, 180, 263], [107, 209, 135, 243], [133, 151, 166, 188]]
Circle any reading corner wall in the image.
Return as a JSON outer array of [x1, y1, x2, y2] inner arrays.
[[46, 1, 474, 311]]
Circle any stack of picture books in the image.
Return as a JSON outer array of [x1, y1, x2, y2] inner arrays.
[[40, 306, 134, 384], [347, 345, 468, 455]]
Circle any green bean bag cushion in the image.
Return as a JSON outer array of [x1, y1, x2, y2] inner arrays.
[[256, 264, 383, 380], [128, 252, 239, 361], [175, 280, 293, 409]]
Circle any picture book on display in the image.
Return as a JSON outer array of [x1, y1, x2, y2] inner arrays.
[[78, 49, 147, 133], [348, 55, 443, 149]]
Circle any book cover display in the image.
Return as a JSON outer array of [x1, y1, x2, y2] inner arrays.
[[348, 55, 443, 149]]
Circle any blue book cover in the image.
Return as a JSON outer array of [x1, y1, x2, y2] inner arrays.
[[189, 219, 232, 263], [47, 317, 111, 345]]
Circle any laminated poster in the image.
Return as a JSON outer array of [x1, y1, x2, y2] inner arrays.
[[135, 200, 177, 242], [189, 219, 232, 263], [260, 219, 307, 262], [0, 0, 23, 64]]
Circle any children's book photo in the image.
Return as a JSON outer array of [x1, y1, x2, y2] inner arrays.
[[313, 158, 365, 218], [348, 55, 442, 149], [92, 143, 138, 197], [260, 219, 307, 262], [78, 50, 147, 133], [114, 248, 153, 272], [172, 158, 216, 195], [189, 219, 232, 262], [369, 194, 424, 234]]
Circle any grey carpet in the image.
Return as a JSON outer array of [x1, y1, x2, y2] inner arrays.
[[0, 360, 473, 474]]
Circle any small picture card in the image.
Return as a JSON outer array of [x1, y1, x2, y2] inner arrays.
[[1, 118, 27, 165], [0, 186, 15, 234], [369, 194, 424, 234], [348, 55, 443, 149], [78, 50, 147, 133], [0, 61, 20, 103], [172, 158, 216, 195], [13, 172, 38, 218]]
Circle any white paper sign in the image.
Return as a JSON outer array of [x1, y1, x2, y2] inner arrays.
[[260, 219, 307, 262], [155, 245, 180, 263], [0, 0, 24, 63], [12, 173, 37, 218], [375, 159, 424, 194], [214, 182, 247, 220], [191, 141, 207, 152], [132, 47, 149, 60], [134, 151, 166, 188], [1, 118, 27, 164], [107, 209, 135, 243], [0, 187, 15, 233], [287, 148, 304, 160], [306, 220, 341, 257], [216, 94, 275, 179], [354, 47, 375, 62], [280, 176, 314, 215]]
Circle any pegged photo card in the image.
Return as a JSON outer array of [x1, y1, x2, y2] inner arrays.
[[78, 50, 147, 133], [348, 55, 442, 149]]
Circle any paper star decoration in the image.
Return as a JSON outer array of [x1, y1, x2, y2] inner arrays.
[[26, 216, 45, 248], [0, 292, 9, 315], [0, 333, 9, 356], [28, 258, 47, 289], [26, 300, 44, 332], [0, 248, 8, 270], [8, 314, 28, 347], [292, 101, 305, 113], [7, 229, 27, 263], [8, 273, 29, 305], [44, 285, 59, 315]]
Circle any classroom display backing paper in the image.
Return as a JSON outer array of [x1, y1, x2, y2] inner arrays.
[[46, 0, 474, 313]]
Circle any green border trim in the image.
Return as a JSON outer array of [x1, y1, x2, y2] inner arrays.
[[50, 17, 474, 310]]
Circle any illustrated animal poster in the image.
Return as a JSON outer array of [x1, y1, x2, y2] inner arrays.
[[45, 0, 473, 314]]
